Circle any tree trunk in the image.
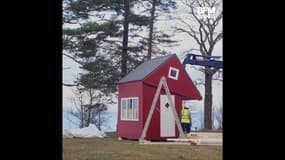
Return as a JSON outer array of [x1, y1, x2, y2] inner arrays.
[[80, 107, 84, 128], [204, 67, 213, 130], [98, 111, 101, 130], [86, 89, 93, 127], [147, 0, 156, 60], [87, 107, 91, 127], [80, 96, 84, 128], [121, 1, 130, 78]]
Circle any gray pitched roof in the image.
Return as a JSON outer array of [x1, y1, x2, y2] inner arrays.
[[119, 54, 175, 84]]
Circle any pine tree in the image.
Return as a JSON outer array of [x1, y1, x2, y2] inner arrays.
[[62, 0, 155, 128], [63, 0, 152, 78], [63, 0, 122, 128], [146, 0, 178, 60]]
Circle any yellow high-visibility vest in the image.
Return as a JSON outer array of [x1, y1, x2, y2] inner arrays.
[[181, 108, 190, 123]]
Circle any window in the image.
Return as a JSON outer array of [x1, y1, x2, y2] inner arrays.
[[121, 97, 139, 121], [168, 67, 179, 80]]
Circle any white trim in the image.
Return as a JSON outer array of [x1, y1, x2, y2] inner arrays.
[[120, 97, 139, 121], [168, 66, 179, 80]]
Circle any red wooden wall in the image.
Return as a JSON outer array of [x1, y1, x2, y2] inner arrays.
[[117, 81, 143, 139]]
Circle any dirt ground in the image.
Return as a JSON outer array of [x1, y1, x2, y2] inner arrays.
[[63, 132, 223, 160]]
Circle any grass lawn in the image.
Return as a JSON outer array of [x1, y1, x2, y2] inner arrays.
[[63, 133, 222, 160]]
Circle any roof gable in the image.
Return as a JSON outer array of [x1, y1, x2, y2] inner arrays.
[[144, 55, 202, 100], [118, 54, 175, 84]]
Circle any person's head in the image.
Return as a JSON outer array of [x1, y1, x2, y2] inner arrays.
[[184, 106, 189, 109]]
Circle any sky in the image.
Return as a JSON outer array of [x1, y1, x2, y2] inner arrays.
[[63, 0, 223, 113]]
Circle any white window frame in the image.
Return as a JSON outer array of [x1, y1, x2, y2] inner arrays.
[[168, 66, 179, 80], [121, 97, 139, 121]]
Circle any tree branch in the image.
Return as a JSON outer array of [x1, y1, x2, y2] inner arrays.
[[63, 53, 84, 66], [63, 82, 79, 87], [213, 32, 223, 45]]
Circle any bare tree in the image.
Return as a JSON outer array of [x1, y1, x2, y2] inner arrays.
[[66, 86, 109, 129], [85, 90, 109, 129], [67, 86, 85, 128], [174, 0, 222, 130], [90, 102, 108, 131]]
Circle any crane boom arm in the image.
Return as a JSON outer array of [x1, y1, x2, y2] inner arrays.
[[182, 53, 223, 69]]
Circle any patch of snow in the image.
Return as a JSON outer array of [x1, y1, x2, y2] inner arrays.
[[63, 124, 106, 138]]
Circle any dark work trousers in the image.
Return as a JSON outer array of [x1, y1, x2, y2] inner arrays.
[[181, 123, 191, 133]]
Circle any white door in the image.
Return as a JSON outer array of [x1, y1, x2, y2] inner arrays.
[[160, 94, 175, 137]]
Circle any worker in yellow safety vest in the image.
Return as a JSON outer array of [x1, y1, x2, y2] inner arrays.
[[181, 106, 192, 138]]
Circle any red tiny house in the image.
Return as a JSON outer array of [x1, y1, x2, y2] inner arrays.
[[117, 54, 201, 140]]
